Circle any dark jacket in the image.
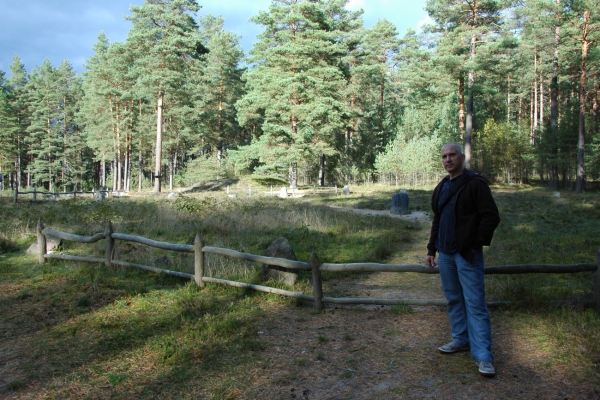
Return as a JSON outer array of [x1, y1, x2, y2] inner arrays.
[[427, 169, 500, 263]]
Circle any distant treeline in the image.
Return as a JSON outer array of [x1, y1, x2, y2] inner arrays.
[[0, 0, 599, 192]]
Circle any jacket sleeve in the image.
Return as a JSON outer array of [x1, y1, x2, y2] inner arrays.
[[427, 185, 441, 257], [471, 179, 500, 248]]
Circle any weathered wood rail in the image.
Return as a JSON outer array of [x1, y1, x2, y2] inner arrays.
[[35, 220, 600, 310], [14, 188, 111, 203]]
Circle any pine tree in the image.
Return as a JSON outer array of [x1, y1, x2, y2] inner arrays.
[[426, 0, 504, 166], [234, 0, 362, 186], [345, 19, 402, 178], [0, 71, 20, 181], [7, 55, 30, 189], [25, 60, 65, 191], [193, 15, 245, 165], [126, 0, 205, 193]]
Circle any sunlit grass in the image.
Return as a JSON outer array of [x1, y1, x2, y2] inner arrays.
[[1, 184, 600, 396]]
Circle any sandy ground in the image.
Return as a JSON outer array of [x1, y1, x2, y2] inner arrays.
[[327, 206, 431, 224]]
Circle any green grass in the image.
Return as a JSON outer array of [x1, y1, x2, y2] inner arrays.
[[1, 184, 599, 397]]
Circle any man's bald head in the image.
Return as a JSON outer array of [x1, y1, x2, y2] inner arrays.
[[442, 142, 463, 156]]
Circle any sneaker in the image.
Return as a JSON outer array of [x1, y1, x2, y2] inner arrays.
[[476, 361, 496, 377], [438, 341, 470, 354]]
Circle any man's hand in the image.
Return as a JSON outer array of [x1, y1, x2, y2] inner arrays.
[[426, 255, 436, 268]]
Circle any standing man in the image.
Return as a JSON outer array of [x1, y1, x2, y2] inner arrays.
[[426, 143, 500, 377]]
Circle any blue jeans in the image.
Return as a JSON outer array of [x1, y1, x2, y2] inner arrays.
[[438, 249, 493, 363]]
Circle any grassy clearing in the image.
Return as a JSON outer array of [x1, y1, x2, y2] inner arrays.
[[0, 184, 599, 398]]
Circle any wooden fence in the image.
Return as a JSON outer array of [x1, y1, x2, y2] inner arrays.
[[35, 220, 600, 310], [14, 188, 112, 203]]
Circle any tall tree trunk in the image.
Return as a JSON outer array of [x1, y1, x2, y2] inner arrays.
[[507, 75, 511, 122], [138, 101, 143, 193], [290, 115, 298, 188], [319, 153, 326, 186], [465, 33, 476, 169], [138, 139, 143, 193], [62, 95, 67, 189], [116, 102, 122, 192], [592, 73, 599, 136], [101, 157, 106, 188], [169, 151, 174, 191], [112, 159, 116, 192], [379, 52, 385, 134], [530, 87, 535, 139], [124, 141, 130, 192], [550, 9, 560, 189], [16, 134, 21, 190], [533, 51, 538, 133], [576, 10, 590, 193], [539, 75, 544, 129], [459, 76, 465, 136], [154, 91, 164, 194]]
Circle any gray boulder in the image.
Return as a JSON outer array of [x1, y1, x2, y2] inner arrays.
[[93, 191, 106, 201], [261, 237, 298, 285], [26, 235, 63, 255]]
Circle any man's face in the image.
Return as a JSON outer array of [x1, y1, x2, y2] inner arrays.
[[441, 145, 465, 177]]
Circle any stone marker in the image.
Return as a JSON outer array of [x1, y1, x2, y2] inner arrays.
[[343, 185, 350, 196], [391, 189, 409, 215], [26, 235, 63, 255], [552, 191, 560, 198], [93, 191, 105, 201], [167, 192, 178, 199], [278, 187, 288, 199], [261, 237, 298, 285]]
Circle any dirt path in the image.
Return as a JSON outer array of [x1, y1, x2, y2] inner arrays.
[[249, 296, 596, 399], [327, 206, 431, 224], [245, 208, 597, 399]]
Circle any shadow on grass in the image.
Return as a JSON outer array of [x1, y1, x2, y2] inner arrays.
[[0, 254, 267, 398], [181, 178, 240, 193]]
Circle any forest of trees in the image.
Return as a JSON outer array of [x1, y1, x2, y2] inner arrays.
[[0, 0, 599, 193]]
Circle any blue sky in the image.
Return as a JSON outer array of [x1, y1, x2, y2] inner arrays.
[[0, 0, 430, 76]]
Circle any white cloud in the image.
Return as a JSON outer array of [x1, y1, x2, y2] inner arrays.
[[346, 0, 367, 10], [417, 15, 434, 30]]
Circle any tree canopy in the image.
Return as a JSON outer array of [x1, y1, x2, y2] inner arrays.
[[1, 0, 600, 190]]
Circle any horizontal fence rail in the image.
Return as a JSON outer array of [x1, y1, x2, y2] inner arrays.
[[35, 219, 600, 310], [14, 188, 111, 203]]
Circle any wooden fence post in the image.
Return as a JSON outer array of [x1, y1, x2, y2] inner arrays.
[[33, 186, 37, 202], [13, 187, 18, 204], [594, 249, 600, 310], [311, 251, 324, 310], [37, 219, 46, 264], [105, 221, 114, 267], [194, 232, 205, 288], [335, 185, 338, 195]]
